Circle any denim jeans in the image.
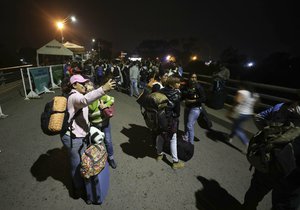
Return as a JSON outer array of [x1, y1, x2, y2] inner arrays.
[[156, 133, 178, 162], [229, 114, 252, 145], [61, 134, 86, 190], [95, 121, 114, 160], [130, 78, 140, 96], [184, 107, 201, 144]]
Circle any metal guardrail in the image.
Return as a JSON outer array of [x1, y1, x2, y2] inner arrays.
[[0, 67, 298, 108], [0, 64, 33, 95], [191, 73, 299, 109]]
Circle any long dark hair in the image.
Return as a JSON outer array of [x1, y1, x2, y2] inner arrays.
[[61, 77, 72, 95]]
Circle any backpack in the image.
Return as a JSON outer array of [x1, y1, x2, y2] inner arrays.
[[140, 92, 169, 132], [80, 143, 107, 179], [246, 122, 300, 174], [40, 93, 81, 136], [96, 66, 103, 77]]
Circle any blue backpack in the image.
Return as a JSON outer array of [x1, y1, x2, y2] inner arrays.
[[97, 66, 103, 77]]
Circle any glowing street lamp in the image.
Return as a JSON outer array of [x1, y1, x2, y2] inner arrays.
[[56, 15, 77, 43], [56, 21, 64, 43], [191, 55, 198, 61]]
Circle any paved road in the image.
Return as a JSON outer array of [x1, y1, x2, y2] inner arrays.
[[0, 87, 271, 210]]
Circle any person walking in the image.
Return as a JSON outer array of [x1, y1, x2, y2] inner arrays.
[[227, 84, 259, 148]]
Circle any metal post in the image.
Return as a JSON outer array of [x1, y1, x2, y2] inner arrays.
[[20, 68, 29, 100], [60, 29, 64, 44]]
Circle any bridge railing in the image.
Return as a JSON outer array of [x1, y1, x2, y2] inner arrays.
[[0, 64, 33, 118], [188, 73, 299, 110]]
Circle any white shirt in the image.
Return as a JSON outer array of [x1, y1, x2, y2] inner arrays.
[[235, 90, 259, 115]]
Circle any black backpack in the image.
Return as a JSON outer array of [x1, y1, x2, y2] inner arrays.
[[247, 122, 300, 175], [41, 93, 81, 136], [137, 91, 169, 132]]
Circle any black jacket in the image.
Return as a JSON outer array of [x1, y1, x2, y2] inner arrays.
[[181, 82, 206, 108], [159, 86, 181, 118]]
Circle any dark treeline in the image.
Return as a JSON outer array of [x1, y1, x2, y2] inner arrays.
[[136, 40, 300, 89]]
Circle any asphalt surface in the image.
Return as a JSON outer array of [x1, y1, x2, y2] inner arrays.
[[0, 86, 271, 210]]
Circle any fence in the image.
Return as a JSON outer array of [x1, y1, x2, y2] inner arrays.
[[191, 73, 299, 111], [0, 64, 64, 118], [0, 64, 32, 118]]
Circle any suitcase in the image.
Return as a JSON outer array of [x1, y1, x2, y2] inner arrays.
[[84, 161, 110, 204]]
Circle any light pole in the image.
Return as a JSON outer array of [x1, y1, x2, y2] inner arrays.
[[56, 15, 76, 44], [56, 21, 64, 43]]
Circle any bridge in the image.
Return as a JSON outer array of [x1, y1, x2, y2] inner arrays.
[[0, 64, 298, 210]]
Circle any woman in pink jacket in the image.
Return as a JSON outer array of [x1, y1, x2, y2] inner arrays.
[[61, 74, 115, 202]]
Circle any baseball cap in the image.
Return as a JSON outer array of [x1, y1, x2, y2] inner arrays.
[[70, 74, 89, 84]]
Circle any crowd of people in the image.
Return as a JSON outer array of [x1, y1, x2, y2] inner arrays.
[[58, 58, 300, 209]]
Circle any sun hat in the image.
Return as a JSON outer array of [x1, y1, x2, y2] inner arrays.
[[70, 74, 89, 84]]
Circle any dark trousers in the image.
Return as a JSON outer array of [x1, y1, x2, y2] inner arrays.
[[243, 169, 300, 210]]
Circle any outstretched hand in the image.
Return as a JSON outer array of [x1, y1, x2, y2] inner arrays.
[[102, 79, 116, 92]]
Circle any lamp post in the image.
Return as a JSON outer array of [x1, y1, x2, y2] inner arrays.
[[56, 21, 64, 43], [56, 15, 76, 44]]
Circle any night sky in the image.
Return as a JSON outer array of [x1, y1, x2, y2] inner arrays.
[[2, 0, 299, 60]]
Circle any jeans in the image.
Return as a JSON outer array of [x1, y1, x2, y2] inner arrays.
[[229, 114, 251, 145], [95, 121, 114, 160], [61, 134, 86, 190], [156, 133, 178, 162], [184, 107, 201, 144], [130, 78, 140, 97]]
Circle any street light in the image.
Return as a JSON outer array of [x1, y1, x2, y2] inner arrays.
[[56, 21, 64, 43], [56, 15, 77, 43]]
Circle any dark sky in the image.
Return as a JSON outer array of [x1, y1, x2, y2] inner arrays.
[[2, 0, 300, 60]]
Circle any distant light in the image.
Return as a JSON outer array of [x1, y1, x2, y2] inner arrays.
[[166, 55, 171, 61], [129, 57, 141, 61], [92, 39, 95, 42], [191, 55, 197, 61], [205, 60, 212, 66], [246, 62, 254, 68], [70, 16, 76, 22]]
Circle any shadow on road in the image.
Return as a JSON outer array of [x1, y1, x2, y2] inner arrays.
[[120, 123, 156, 159], [30, 147, 72, 197], [205, 129, 244, 154], [195, 176, 242, 210]]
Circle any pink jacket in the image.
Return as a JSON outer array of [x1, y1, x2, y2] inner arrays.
[[67, 87, 105, 137]]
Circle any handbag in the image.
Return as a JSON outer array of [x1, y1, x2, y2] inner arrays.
[[102, 105, 115, 118], [80, 143, 107, 179], [197, 106, 213, 129]]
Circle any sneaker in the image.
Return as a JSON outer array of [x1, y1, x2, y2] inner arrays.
[[172, 161, 185, 169], [156, 153, 164, 161], [226, 137, 233, 143], [85, 200, 92, 205], [108, 159, 117, 169]]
